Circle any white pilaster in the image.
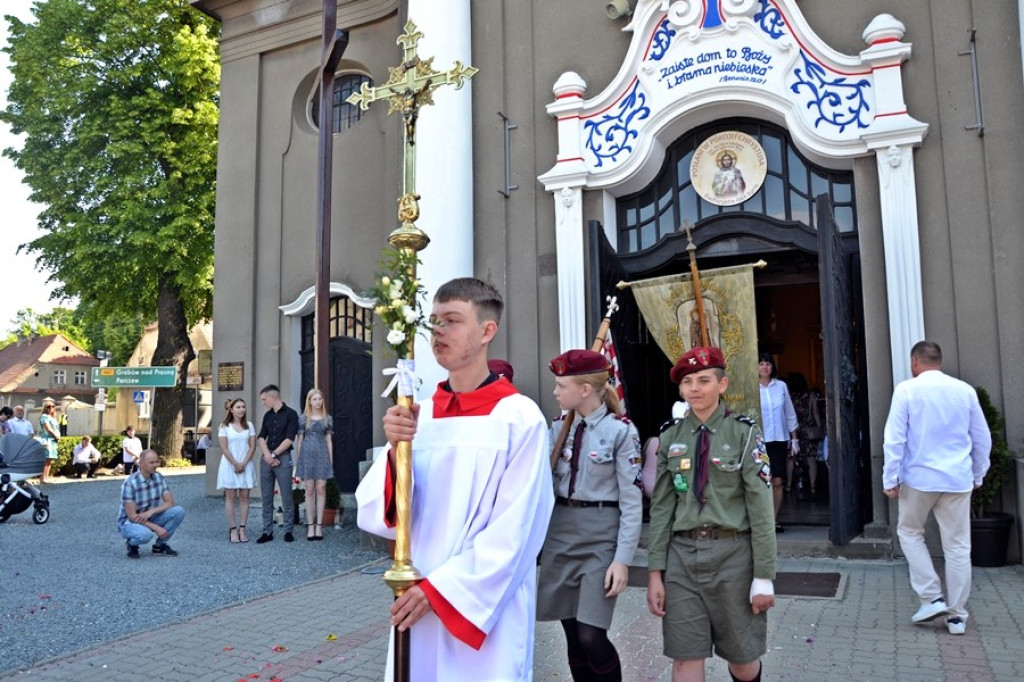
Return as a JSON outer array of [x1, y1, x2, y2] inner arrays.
[[554, 186, 587, 352], [874, 144, 925, 384], [539, 72, 591, 353], [408, 0, 473, 397]]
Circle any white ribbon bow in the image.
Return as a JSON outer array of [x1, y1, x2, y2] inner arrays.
[[381, 358, 417, 398]]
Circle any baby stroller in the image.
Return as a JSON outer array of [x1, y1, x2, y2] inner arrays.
[[0, 433, 51, 524]]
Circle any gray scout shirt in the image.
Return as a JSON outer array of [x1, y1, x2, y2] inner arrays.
[[550, 404, 643, 565]]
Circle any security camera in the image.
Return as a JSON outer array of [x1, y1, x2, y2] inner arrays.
[[606, 0, 633, 20]]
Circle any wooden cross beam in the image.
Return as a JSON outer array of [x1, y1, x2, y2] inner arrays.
[[313, 0, 349, 396]]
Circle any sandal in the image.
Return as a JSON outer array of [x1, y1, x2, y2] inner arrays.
[[307, 523, 316, 541], [238, 525, 248, 543], [229, 526, 240, 544], [314, 523, 323, 541]]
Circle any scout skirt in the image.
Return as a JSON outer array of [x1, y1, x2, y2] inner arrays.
[[536, 504, 620, 628]]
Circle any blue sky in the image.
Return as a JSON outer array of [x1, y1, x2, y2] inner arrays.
[[0, 0, 70, 330]]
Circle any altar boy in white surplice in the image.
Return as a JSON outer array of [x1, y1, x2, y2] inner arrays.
[[357, 277, 554, 682]]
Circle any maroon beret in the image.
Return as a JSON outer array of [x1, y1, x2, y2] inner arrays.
[[488, 359, 514, 382], [670, 347, 726, 384], [549, 349, 611, 377]]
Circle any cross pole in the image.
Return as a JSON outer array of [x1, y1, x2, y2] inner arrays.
[[314, 0, 349, 396], [347, 20, 476, 682]]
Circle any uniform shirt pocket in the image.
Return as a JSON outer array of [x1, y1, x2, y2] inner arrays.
[[587, 449, 615, 464]]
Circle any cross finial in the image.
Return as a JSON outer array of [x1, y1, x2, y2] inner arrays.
[[346, 20, 478, 250]]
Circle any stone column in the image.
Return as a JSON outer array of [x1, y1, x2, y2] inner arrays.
[[408, 0, 473, 396]]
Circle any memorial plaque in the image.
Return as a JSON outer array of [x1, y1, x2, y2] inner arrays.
[[218, 362, 244, 392]]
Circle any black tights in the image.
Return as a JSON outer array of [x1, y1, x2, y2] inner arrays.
[[560, 618, 621, 682]]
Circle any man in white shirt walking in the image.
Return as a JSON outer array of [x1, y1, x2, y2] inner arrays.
[[882, 341, 991, 636]]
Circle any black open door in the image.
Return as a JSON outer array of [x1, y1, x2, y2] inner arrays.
[[817, 195, 863, 544], [588, 221, 676, 441]]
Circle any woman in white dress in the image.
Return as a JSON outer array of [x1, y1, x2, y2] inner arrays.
[[217, 398, 257, 543]]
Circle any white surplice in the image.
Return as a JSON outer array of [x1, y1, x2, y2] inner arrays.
[[356, 391, 554, 682]]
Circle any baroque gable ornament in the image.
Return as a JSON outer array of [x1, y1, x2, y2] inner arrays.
[[540, 0, 927, 193]]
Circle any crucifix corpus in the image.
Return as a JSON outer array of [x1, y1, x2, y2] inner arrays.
[[347, 20, 477, 682]]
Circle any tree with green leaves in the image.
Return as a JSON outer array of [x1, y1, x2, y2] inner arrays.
[[1, 306, 88, 350], [2, 0, 219, 459]]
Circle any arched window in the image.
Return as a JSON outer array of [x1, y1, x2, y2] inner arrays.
[[617, 120, 856, 254], [300, 296, 373, 352], [310, 73, 373, 133]]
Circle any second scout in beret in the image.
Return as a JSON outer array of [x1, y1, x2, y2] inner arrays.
[[488, 359, 515, 382]]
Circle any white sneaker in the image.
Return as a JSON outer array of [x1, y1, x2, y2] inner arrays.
[[911, 599, 951, 624], [947, 617, 966, 635]]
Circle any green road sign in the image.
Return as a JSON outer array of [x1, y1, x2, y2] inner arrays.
[[91, 366, 178, 387]]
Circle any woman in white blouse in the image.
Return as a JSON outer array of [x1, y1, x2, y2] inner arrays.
[[758, 352, 798, 533]]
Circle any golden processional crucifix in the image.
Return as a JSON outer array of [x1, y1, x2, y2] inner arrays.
[[346, 20, 476, 682], [348, 19, 477, 250]]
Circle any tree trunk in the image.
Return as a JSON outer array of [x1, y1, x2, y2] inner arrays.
[[149, 276, 196, 461]]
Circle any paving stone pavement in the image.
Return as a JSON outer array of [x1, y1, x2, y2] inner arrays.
[[2, 556, 1022, 681]]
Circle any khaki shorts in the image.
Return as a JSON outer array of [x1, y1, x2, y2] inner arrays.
[[662, 534, 767, 663]]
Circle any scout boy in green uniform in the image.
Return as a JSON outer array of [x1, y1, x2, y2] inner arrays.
[[647, 346, 777, 682]]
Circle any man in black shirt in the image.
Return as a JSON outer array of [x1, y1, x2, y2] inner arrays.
[[255, 384, 300, 543]]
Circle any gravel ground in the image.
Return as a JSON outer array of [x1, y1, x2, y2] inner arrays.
[[0, 469, 386, 674]]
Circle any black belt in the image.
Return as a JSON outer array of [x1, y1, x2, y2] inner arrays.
[[555, 497, 619, 509], [675, 525, 749, 540]]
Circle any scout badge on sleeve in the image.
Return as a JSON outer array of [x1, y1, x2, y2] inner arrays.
[[752, 435, 771, 487]]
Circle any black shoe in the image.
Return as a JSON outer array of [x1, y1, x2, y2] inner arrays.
[[775, 523, 785, 533], [126, 541, 140, 559], [256, 533, 273, 544], [152, 543, 178, 557], [284, 532, 294, 542]]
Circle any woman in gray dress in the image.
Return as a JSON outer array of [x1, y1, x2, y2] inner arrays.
[[294, 388, 334, 541]]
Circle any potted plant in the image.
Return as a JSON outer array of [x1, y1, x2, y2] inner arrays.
[[970, 387, 1015, 567], [322, 477, 342, 527]]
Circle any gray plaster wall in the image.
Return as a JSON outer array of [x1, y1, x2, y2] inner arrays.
[[200, 0, 1023, 552]]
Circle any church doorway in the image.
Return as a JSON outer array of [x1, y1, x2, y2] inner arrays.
[[591, 115, 873, 543], [300, 296, 374, 493], [594, 230, 869, 543], [752, 259, 829, 528]]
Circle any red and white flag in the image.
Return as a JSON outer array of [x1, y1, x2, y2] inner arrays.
[[602, 330, 627, 415]]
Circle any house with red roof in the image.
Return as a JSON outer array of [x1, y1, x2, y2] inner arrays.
[[0, 333, 99, 409]]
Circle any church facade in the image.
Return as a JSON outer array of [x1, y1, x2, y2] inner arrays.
[[193, 0, 1023, 556]]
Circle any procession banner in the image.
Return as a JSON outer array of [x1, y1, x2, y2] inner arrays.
[[630, 264, 760, 419]]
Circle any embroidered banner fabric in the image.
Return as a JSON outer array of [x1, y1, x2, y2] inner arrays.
[[630, 264, 760, 419]]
